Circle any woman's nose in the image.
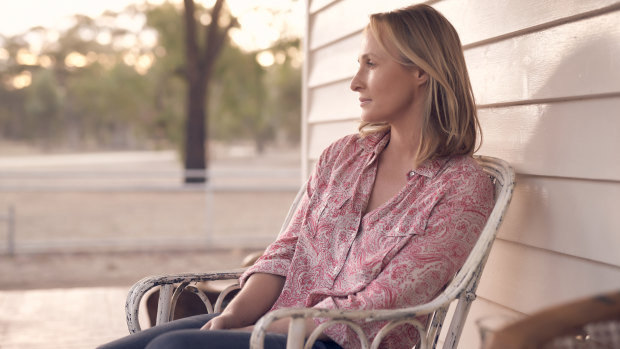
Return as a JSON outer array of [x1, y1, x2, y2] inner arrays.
[[350, 72, 362, 91]]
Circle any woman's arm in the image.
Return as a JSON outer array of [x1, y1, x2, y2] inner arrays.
[[202, 270, 328, 340], [201, 272, 285, 330]]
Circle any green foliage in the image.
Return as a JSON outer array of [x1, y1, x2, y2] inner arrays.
[[210, 37, 302, 152], [24, 69, 62, 144], [264, 39, 302, 145], [0, 1, 301, 153]]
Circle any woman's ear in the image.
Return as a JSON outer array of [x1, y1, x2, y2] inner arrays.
[[412, 68, 429, 86]]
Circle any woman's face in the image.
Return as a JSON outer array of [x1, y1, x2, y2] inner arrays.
[[350, 32, 427, 125]]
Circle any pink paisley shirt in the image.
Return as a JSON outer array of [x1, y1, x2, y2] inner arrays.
[[240, 131, 494, 349]]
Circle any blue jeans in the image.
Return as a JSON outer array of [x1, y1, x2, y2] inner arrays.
[[98, 314, 343, 349]]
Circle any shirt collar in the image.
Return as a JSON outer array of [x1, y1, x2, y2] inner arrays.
[[359, 129, 390, 165], [411, 157, 449, 179], [359, 129, 390, 153], [359, 129, 450, 179]]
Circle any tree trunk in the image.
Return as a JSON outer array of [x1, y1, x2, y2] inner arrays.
[[182, 0, 233, 183], [184, 74, 208, 183]]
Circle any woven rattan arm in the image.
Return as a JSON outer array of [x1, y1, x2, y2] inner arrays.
[[249, 300, 448, 349], [125, 270, 245, 333]]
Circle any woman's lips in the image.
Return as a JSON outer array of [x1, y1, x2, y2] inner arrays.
[[359, 98, 371, 107]]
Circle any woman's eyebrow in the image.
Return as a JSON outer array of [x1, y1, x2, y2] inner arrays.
[[357, 53, 373, 62]]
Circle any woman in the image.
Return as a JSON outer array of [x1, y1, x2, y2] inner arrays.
[[100, 4, 494, 349]]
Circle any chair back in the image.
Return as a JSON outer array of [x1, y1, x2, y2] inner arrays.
[[425, 155, 516, 349]]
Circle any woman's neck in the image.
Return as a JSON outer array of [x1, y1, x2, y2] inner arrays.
[[384, 120, 422, 170]]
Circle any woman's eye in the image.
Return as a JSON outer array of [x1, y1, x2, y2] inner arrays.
[[365, 60, 375, 67]]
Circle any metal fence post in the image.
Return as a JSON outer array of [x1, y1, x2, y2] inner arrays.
[[205, 179, 213, 246], [7, 205, 15, 256]]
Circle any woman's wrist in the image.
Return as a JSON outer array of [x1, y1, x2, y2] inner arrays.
[[218, 309, 247, 328]]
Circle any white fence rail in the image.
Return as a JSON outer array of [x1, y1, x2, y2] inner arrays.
[[0, 169, 299, 255]]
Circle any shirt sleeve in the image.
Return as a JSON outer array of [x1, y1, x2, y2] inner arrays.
[[238, 177, 311, 287], [238, 147, 330, 287], [312, 170, 495, 349]]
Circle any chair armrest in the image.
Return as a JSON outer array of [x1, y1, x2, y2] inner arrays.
[[250, 299, 448, 349], [126, 269, 246, 333]]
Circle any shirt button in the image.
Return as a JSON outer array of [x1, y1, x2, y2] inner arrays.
[[408, 170, 415, 178]]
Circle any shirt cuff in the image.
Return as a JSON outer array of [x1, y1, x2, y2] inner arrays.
[[238, 260, 289, 288]]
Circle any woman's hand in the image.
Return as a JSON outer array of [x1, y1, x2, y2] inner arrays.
[[199, 273, 284, 331], [200, 312, 242, 331]]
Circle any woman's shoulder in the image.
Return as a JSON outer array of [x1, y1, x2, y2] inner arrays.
[[441, 155, 484, 174], [318, 133, 364, 161], [438, 155, 493, 191], [321, 131, 388, 158], [329, 133, 361, 149]]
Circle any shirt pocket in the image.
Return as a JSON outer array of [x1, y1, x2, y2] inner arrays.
[[302, 194, 350, 239], [376, 213, 430, 264]]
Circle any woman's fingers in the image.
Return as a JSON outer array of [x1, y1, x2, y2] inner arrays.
[[200, 319, 214, 331], [200, 316, 226, 331]]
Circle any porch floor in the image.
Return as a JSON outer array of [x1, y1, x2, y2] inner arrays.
[[0, 287, 130, 348]]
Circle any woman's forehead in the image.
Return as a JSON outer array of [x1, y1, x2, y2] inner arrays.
[[359, 30, 399, 61]]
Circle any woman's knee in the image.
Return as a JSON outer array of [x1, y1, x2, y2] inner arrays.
[[145, 329, 254, 349], [145, 330, 193, 349], [144, 329, 292, 349]]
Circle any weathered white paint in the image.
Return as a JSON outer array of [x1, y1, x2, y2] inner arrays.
[[286, 317, 306, 348], [125, 271, 244, 333]]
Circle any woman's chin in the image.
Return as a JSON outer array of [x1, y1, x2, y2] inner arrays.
[[360, 114, 386, 124]]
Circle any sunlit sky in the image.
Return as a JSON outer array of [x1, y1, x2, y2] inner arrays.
[[0, 0, 303, 51]]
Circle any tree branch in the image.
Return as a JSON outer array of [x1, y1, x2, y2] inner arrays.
[[200, 0, 237, 74], [183, 0, 198, 81]]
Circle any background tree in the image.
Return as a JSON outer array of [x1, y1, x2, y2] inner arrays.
[[182, 0, 237, 183], [0, 1, 302, 179]]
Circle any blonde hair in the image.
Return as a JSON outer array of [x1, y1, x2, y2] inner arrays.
[[359, 4, 480, 164]]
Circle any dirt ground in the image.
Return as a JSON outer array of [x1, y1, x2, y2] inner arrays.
[[0, 248, 262, 290], [0, 189, 296, 290], [0, 146, 300, 290], [0, 141, 301, 348]]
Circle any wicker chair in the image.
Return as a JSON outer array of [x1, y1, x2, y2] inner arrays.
[[125, 156, 515, 349]]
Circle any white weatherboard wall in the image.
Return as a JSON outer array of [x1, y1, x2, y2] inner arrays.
[[301, 0, 620, 348]]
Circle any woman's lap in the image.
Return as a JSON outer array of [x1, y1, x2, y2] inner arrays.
[[98, 314, 217, 349], [145, 328, 288, 349], [98, 314, 341, 349]]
